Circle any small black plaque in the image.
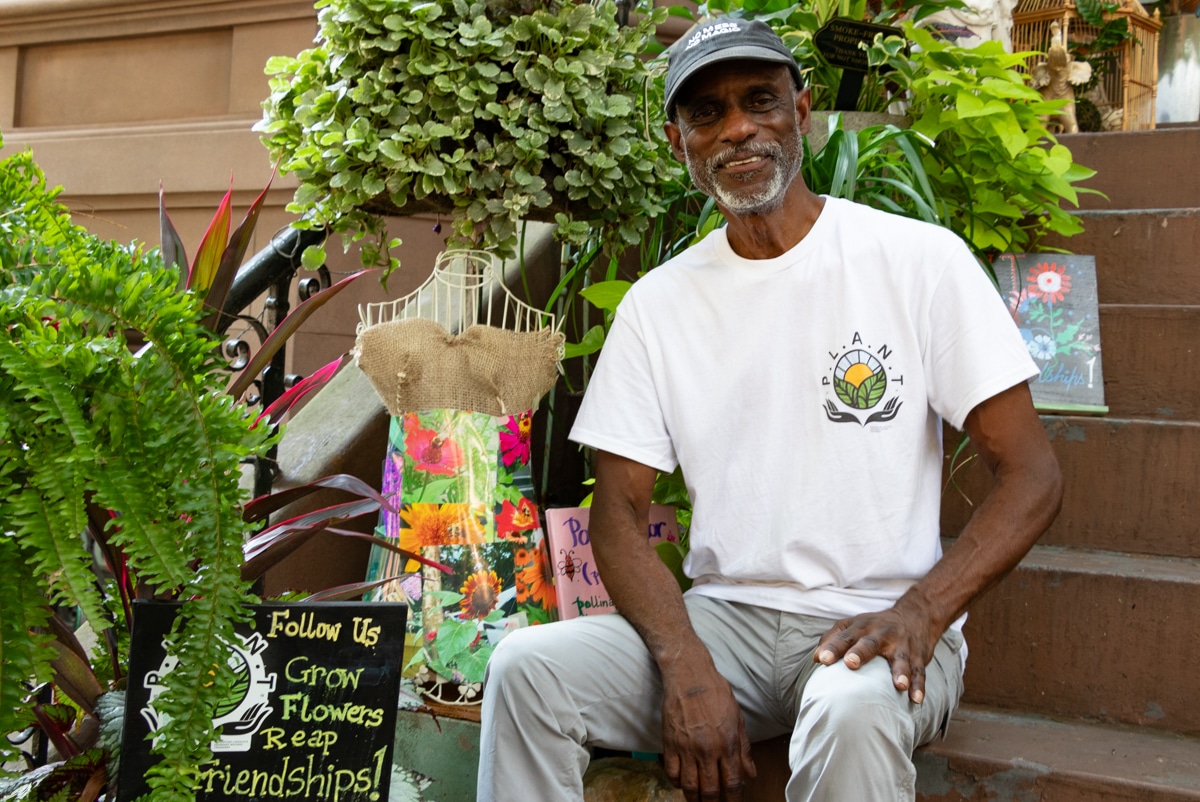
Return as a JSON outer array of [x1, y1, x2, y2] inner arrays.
[[813, 19, 902, 72], [119, 601, 406, 802], [814, 19, 903, 110]]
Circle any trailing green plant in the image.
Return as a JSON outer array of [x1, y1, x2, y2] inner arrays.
[[695, 0, 965, 112], [258, 0, 681, 274], [867, 25, 1096, 254]]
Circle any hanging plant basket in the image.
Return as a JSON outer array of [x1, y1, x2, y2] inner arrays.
[[259, 0, 680, 268]]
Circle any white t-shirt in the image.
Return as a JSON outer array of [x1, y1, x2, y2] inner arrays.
[[570, 197, 1037, 622]]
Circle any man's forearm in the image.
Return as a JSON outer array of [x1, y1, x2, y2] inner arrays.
[[894, 438, 1063, 638], [907, 383, 1063, 631], [590, 490, 706, 673]]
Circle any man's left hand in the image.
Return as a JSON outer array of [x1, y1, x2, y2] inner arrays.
[[813, 599, 942, 704]]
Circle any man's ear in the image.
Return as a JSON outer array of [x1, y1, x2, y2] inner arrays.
[[795, 86, 812, 136], [664, 121, 687, 163]]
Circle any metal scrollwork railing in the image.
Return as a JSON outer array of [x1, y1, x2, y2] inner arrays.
[[219, 226, 328, 498]]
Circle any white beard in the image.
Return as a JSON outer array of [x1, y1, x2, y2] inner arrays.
[[683, 125, 803, 215]]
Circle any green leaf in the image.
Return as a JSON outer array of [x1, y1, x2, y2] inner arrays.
[[579, 280, 631, 312], [956, 93, 1010, 119], [434, 618, 476, 659], [563, 324, 605, 359], [861, 371, 887, 408], [301, 243, 326, 271]]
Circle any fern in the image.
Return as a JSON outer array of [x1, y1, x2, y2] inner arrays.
[[0, 137, 274, 798]]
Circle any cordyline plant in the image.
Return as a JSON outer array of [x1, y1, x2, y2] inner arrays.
[[0, 136, 419, 801], [257, 0, 681, 274]]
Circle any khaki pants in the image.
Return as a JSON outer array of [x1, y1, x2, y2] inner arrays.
[[478, 595, 964, 802]]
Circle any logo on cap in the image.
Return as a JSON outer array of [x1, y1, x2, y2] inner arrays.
[[685, 21, 743, 50]]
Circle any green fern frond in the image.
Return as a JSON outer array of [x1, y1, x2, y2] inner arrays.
[[2, 138, 273, 799], [0, 536, 55, 765]]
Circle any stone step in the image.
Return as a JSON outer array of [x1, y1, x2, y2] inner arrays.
[[1040, 208, 1200, 306], [942, 417, 1200, 559], [957, 544, 1200, 734], [916, 705, 1200, 802], [1099, 304, 1200, 420], [1064, 128, 1200, 211]]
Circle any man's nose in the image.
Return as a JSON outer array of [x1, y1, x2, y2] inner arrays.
[[720, 104, 758, 143]]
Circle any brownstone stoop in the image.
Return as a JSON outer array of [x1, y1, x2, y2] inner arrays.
[[924, 125, 1200, 802]]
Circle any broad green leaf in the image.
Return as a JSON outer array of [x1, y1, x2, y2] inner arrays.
[[563, 324, 605, 359], [579, 280, 632, 311], [956, 93, 1010, 119]]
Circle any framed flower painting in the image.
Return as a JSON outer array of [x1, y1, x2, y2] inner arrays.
[[993, 253, 1107, 415]]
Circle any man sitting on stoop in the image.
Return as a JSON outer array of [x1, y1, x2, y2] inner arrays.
[[478, 18, 1062, 802]]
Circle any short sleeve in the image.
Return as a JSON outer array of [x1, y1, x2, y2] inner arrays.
[[924, 244, 1039, 430], [568, 300, 678, 473]]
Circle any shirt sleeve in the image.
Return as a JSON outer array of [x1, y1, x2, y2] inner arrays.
[[924, 242, 1039, 430], [568, 298, 679, 473]]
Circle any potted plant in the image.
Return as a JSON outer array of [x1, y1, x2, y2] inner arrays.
[[257, 0, 681, 273], [0, 137, 410, 801]]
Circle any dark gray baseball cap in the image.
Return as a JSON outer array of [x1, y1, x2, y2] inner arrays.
[[664, 19, 803, 118]]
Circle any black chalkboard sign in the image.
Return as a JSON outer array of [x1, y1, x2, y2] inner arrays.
[[119, 601, 406, 802]]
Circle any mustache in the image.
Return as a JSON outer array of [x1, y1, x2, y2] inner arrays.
[[706, 143, 782, 171]]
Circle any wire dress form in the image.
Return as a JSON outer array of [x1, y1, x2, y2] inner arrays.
[[354, 249, 563, 705], [359, 248, 557, 337], [355, 249, 563, 418]]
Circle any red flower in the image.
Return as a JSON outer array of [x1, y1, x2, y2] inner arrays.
[[499, 412, 532, 467], [1026, 263, 1072, 304], [496, 498, 538, 543], [404, 423, 464, 475]]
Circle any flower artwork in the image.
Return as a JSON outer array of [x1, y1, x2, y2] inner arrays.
[[363, 409, 556, 700], [995, 254, 1107, 414]]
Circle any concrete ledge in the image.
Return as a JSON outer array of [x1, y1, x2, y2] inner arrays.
[[0, 0, 315, 47], [917, 705, 1200, 801]]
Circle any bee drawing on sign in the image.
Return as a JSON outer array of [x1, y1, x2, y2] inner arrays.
[[558, 549, 578, 581]]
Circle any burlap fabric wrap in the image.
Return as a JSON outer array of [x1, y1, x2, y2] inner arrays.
[[354, 317, 563, 415]]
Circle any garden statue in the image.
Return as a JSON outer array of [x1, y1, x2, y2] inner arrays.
[[921, 0, 1020, 50], [1032, 21, 1094, 134]]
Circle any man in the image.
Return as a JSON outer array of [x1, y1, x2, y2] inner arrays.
[[479, 18, 1062, 802]]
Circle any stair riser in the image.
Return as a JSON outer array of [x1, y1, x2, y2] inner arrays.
[[916, 752, 1200, 802], [961, 558, 1200, 734], [1099, 305, 1200, 419], [942, 418, 1200, 559], [1064, 129, 1200, 210], [1040, 210, 1200, 306]]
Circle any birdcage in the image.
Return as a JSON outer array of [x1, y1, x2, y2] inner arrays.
[[1012, 0, 1163, 131]]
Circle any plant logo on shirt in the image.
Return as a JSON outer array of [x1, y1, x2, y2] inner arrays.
[[822, 332, 904, 426]]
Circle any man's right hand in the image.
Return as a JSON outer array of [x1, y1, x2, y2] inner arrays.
[[589, 451, 756, 800], [660, 660, 756, 802]]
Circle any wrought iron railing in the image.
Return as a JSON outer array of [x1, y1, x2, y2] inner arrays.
[[220, 226, 328, 498]]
